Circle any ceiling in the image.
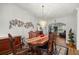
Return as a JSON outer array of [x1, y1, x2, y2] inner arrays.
[[16, 3, 79, 19]]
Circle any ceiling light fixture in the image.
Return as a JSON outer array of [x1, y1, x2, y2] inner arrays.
[[39, 5, 47, 28]]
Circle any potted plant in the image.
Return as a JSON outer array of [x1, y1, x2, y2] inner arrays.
[[68, 29, 74, 46]]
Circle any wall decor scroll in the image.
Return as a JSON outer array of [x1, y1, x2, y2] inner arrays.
[[9, 19, 34, 29]]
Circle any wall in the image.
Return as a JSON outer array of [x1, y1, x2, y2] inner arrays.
[[0, 4, 38, 44], [48, 14, 77, 43], [77, 8, 79, 50]]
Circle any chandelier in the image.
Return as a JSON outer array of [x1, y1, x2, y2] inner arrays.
[[39, 5, 47, 28]]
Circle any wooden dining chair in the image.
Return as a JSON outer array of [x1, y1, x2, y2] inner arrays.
[[29, 31, 37, 38], [47, 32, 54, 55], [47, 32, 59, 55], [8, 33, 31, 55]]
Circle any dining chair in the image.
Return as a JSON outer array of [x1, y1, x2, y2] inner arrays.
[[47, 32, 62, 55], [8, 33, 31, 55], [47, 32, 54, 55], [29, 31, 37, 38]]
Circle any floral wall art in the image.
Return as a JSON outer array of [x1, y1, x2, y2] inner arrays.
[[9, 19, 34, 29]]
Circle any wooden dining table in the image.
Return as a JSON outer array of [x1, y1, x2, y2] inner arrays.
[[27, 35, 48, 46], [26, 35, 48, 54]]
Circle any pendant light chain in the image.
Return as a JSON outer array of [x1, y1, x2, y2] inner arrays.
[[42, 5, 44, 19]]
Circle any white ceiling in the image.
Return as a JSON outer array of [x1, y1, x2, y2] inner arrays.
[[16, 3, 79, 19]]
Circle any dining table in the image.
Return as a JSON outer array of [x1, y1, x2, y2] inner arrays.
[[27, 35, 48, 46], [26, 35, 48, 54]]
